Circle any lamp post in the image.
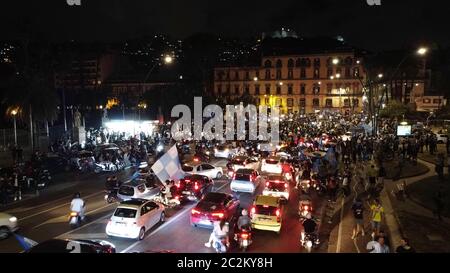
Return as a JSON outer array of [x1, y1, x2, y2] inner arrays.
[[11, 109, 18, 146]]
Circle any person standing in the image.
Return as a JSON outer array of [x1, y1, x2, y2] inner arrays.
[[13, 172, 22, 201], [351, 198, 365, 239], [370, 199, 384, 237], [396, 238, 416, 253]]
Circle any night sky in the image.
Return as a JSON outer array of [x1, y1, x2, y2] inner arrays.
[[1, 0, 449, 50]]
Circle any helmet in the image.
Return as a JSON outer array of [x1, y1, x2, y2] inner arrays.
[[241, 209, 248, 216], [306, 213, 312, 219], [74, 192, 81, 198]]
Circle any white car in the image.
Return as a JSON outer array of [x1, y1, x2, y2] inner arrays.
[[436, 134, 448, 144], [182, 163, 223, 179], [0, 212, 19, 240], [117, 179, 161, 201], [261, 156, 283, 174], [262, 175, 290, 201], [230, 156, 260, 171], [214, 145, 238, 159], [106, 199, 165, 240], [230, 169, 262, 194]]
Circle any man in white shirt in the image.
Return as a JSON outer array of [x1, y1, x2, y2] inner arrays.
[[70, 192, 85, 220]]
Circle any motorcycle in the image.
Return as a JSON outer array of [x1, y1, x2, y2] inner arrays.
[[104, 189, 119, 203], [214, 237, 229, 253], [298, 200, 313, 219], [152, 192, 181, 209], [234, 227, 252, 252], [297, 179, 311, 194], [300, 232, 320, 253], [69, 211, 82, 228], [311, 177, 327, 196]]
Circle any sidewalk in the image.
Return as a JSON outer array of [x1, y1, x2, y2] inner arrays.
[[383, 159, 450, 252], [327, 159, 445, 253]]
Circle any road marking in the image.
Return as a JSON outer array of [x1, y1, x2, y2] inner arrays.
[[20, 191, 104, 221], [336, 197, 345, 253], [64, 233, 109, 240], [32, 202, 115, 229], [56, 214, 112, 239], [120, 181, 231, 253], [6, 194, 76, 213]]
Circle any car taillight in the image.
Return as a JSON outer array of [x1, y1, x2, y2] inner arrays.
[[191, 209, 201, 215], [241, 233, 249, 239], [212, 212, 224, 219], [194, 182, 199, 191]]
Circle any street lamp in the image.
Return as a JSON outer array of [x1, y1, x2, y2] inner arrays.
[[332, 58, 339, 65], [417, 47, 428, 56], [11, 109, 18, 146], [335, 73, 341, 79], [164, 55, 173, 64], [253, 77, 258, 82], [378, 73, 383, 79]]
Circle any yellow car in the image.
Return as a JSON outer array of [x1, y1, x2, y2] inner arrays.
[[250, 195, 282, 234]]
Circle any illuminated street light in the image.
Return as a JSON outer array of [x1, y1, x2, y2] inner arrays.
[[332, 58, 339, 65], [330, 76, 335, 80], [279, 82, 283, 86], [417, 47, 428, 56], [164, 55, 173, 64], [11, 108, 18, 146], [335, 73, 341, 79], [253, 77, 258, 82], [378, 73, 383, 79], [356, 60, 360, 64]]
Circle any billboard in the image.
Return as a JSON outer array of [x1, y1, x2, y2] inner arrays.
[[397, 125, 412, 136]]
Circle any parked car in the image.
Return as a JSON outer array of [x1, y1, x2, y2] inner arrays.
[[106, 199, 165, 240], [26, 239, 116, 253], [182, 163, 223, 179], [0, 213, 18, 240], [190, 192, 240, 229], [436, 134, 449, 144]]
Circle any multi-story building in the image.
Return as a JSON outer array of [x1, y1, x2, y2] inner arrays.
[[0, 42, 16, 64], [213, 38, 366, 114], [54, 53, 116, 90]]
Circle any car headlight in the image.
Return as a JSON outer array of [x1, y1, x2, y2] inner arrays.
[[9, 217, 17, 223]]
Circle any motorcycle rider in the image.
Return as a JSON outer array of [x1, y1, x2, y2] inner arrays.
[[70, 192, 86, 221], [204, 219, 230, 252], [281, 158, 295, 183], [301, 213, 317, 242], [237, 209, 252, 230]]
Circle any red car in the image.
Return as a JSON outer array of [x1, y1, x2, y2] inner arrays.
[[190, 192, 240, 229], [175, 175, 213, 202]]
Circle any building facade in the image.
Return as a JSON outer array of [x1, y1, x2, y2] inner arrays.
[[213, 52, 366, 114]]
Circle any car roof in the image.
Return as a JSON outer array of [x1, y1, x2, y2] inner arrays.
[[183, 174, 207, 180], [202, 192, 229, 201], [118, 199, 150, 207], [255, 195, 280, 206]]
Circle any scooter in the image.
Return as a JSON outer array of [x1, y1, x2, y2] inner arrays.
[[69, 211, 82, 228], [234, 227, 252, 252], [300, 232, 320, 253]]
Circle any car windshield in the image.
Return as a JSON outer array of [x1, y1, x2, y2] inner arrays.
[[255, 205, 278, 216], [118, 186, 134, 196], [114, 208, 137, 218]]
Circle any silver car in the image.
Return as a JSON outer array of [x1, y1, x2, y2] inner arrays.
[[117, 179, 161, 201]]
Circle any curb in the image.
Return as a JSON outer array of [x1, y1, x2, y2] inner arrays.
[[380, 187, 403, 252]]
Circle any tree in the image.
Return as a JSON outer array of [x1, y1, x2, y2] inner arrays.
[[379, 100, 409, 119]]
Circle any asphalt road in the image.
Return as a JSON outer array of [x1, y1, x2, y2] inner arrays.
[[0, 157, 327, 253]]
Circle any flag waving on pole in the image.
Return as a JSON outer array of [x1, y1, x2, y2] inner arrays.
[[151, 145, 185, 184], [13, 233, 38, 251]]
